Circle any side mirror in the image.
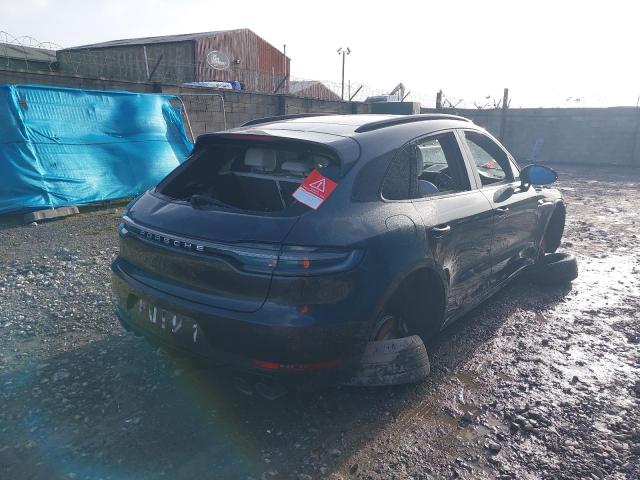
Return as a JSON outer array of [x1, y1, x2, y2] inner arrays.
[[520, 164, 557, 189]]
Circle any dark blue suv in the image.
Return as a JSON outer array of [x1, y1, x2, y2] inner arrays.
[[111, 114, 569, 389]]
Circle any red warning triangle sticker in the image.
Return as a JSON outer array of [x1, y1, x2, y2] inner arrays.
[[292, 170, 337, 210], [308, 178, 326, 193]]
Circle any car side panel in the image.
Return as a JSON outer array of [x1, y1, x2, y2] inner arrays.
[[480, 183, 541, 284], [412, 191, 494, 323], [282, 200, 427, 328]]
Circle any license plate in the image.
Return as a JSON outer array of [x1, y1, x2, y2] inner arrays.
[[131, 298, 212, 356]]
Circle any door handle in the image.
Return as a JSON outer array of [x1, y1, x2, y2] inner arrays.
[[430, 225, 451, 236], [494, 207, 510, 216]]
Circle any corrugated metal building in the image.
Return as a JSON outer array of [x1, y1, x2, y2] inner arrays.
[[57, 29, 290, 93], [288, 81, 341, 101], [0, 43, 56, 71]]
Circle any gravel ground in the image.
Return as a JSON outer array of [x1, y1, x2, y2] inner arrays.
[[0, 165, 638, 480]]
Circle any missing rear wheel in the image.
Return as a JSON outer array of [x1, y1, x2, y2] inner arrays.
[[370, 313, 409, 341]]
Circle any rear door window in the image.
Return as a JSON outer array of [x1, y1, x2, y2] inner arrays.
[[157, 140, 339, 213], [415, 134, 471, 197], [381, 132, 471, 200]]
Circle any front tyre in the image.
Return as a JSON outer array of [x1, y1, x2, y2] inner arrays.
[[528, 252, 578, 285]]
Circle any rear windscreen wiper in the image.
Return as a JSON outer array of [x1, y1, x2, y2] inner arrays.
[[189, 194, 233, 209]]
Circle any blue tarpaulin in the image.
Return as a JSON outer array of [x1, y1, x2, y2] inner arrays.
[[0, 84, 193, 214]]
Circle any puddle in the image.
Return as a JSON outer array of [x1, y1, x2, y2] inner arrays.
[[568, 254, 640, 308]]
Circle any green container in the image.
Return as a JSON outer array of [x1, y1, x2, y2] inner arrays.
[[370, 102, 421, 115]]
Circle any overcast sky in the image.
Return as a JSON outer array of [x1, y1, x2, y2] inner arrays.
[[2, 0, 639, 107]]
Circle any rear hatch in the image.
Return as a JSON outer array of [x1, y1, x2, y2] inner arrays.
[[118, 133, 352, 312]]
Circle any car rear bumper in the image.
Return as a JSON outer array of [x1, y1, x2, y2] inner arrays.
[[111, 259, 369, 384]]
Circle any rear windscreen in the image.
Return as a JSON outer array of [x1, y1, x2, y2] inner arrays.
[[157, 139, 340, 213]]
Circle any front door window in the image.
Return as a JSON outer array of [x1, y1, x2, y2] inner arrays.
[[463, 131, 514, 186]]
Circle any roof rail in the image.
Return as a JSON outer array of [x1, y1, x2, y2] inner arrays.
[[354, 114, 470, 133], [241, 113, 337, 127]]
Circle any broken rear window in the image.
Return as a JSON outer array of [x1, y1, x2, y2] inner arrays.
[[157, 139, 340, 213]]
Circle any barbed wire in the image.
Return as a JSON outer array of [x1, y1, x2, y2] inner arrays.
[[4, 31, 627, 108], [0, 31, 62, 52], [0, 31, 60, 71]]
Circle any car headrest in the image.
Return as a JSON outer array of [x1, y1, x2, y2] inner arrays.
[[418, 180, 439, 196], [281, 160, 311, 176], [244, 148, 277, 171]]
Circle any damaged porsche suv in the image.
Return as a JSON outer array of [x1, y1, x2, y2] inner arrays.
[[111, 114, 576, 394]]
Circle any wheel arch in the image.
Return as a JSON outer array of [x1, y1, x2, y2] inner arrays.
[[543, 201, 566, 253], [374, 262, 448, 342]]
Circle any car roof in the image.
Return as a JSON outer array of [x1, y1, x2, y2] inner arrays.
[[194, 114, 482, 169], [234, 113, 471, 135], [243, 114, 399, 131]]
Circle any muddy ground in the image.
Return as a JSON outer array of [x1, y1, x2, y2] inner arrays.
[[0, 165, 638, 480]]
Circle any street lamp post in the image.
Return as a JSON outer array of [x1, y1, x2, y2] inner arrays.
[[337, 47, 351, 101]]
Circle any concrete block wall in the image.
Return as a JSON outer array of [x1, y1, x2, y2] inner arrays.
[[2, 67, 638, 166], [423, 107, 640, 167], [502, 109, 640, 167]]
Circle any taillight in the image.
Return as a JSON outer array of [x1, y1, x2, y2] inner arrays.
[[225, 243, 280, 275], [235, 244, 362, 276], [273, 246, 363, 276]]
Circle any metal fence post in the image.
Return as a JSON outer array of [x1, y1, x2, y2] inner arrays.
[[632, 107, 640, 167], [499, 88, 509, 141]]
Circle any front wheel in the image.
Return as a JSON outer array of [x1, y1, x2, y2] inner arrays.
[[528, 252, 578, 285]]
